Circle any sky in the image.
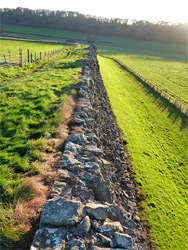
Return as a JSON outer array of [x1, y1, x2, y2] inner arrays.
[[0, 0, 187, 24]]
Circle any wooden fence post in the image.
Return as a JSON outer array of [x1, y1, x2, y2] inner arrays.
[[40, 51, 42, 60], [31, 53, 33, 62], [4, 55, 6, 64], [8, 51, 11, 66], [35, 52, 36, 62], [27, 49, 30, 63], [19, 48, 23, 67]]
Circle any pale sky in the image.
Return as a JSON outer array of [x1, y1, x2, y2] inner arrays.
[[0, 0, 187, 23]]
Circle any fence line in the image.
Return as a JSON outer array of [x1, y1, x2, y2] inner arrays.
[[99, 54, 188, 117], [0, 47, 66, 68]]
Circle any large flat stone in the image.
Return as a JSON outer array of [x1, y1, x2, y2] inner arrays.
[[98, 221, 124, 233], [85, 203, 108, 220], [93, 182, 112, 203], [57, 169, 76, 180], [114, 232, 133, 249], [40, 198, 83, 227], [74, 216, 91, 237], [31, 227, 66, 250]]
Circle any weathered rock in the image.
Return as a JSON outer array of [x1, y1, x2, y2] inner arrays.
[[31, 227, 66, 250], [85, 203, 108, 220], [65, 141, 82, 153], [74, 216, 91, 237], [40, 198, 83, 227], [107, 205, 125, 224], [60, 152, 81, 166], [66, 133, 97, 146], [96, 233, 112, 246], [98, 221, 124, 234], [57, 169, 76, 180], [93, 182, 112, 203], [83, 145, 103, 157], [84, 163, 101, 175], [50, 181, 68, 197], [114, 232, 133, 249], [92, 247, 126, 250], [65, 238, 86, 250], [124, 219, 137, 229]]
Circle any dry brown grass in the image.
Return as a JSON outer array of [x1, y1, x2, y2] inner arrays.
[[12, 93, 77, 249]]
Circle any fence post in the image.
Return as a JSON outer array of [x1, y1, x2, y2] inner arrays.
[[35, 52, 36, 62], [4, 55, 6, 64], [40, 51, 42, 60], [8, 51, 11, 66], [31, 53, 33, 62], [27, 49, 30, 63], [19, 48, 23, 67]]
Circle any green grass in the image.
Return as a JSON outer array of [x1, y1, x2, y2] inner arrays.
[[97, 36, 188, 109], [0, 38, 68, 66], [98, 56, 188, 250], [0, 44, 87, 248], [2, 24, 88, 42]]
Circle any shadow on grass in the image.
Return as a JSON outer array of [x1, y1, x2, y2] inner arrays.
[[53, 59, 83, 69], [118, 61, 188, 131]]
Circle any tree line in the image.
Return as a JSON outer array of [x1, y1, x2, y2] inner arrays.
[[0, 7, 187, 44]]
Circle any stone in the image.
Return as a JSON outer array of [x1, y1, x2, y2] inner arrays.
[[101, 158, 111, 168], [124, 219, 137, 229], [31, 227, 66, 250], [74, 216, 91, 237], [49, 181, 67, 197], [40, 198, 83, 227], [93, 182, 112, 203], [92, 248, 125, 250], [65, 239, 86, 250], [65, 141, 82, 153], [83, 145, 103, 157], [96, 233, 112, 246], [60, 152, 81, 166], [57, 169, 76, 180], [66, 133, 90, 146], [107, 205, 125, 224], [98, 221, 124, 234], [84, 163, 101, 175], [114, 232, 133, 249], [85, 203, 108, 220]]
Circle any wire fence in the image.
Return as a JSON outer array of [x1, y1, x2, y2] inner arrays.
[[0, 47, 65, 68]]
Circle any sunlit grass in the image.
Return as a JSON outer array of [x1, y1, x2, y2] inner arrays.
[[0, 45, 87, 248], [98, 56, 188, 250]]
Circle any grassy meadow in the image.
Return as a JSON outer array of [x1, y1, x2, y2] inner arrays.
[[97, 36, 188, 109], [0, 42, 87, 248], [0, 38, 68, 68], [2, 24, 88, 42], [98, 56, 188, 250]]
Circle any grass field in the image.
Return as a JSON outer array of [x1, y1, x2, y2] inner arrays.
[[2, 24, 88, 42], [98, 56, 188, 250], [0, 44, 87, 248], [97, 37, 188, 109], [0, 38, 68, 66]]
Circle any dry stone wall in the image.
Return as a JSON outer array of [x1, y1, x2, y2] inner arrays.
[[31, 45, 148, 250]]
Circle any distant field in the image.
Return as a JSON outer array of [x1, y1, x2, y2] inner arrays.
[[98, 56, 188, 250], [97, 37, 188, 109], [2, 24, 88, 42]]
